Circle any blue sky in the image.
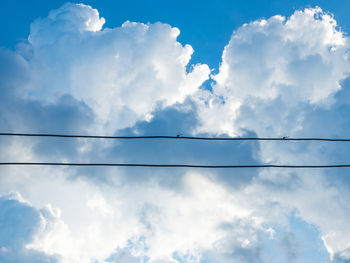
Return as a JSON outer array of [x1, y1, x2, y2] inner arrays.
[[1, 1, 350, 262], [2, 0, 350, 68]]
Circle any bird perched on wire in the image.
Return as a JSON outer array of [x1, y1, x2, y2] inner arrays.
[[177, 133, 183, 137]]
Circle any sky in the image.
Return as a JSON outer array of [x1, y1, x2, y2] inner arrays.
[[1, 0, 350, 262]]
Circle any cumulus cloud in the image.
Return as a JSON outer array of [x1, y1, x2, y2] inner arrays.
[[197, 7, 350, 136], [20, 2, 210, 132], [1, 2, 350, 263], [195, 6, 350, 261], [1, 171, 272, 263]]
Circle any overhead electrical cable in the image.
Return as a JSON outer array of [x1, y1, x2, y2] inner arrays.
[[1, 162, 350, 169], [0, 132, 350, 141], [2, 132, 350, 169]]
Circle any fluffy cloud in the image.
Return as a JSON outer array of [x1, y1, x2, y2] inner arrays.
[[195, 6, 350, 261], [20, 2, 210, 132], [197, 7, 350, 136], [1, 171, 272, 263], [1, 2, 350, 263]]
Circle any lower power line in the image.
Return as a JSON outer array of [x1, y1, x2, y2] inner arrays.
[[1, 162, 350, 168], [1, 133, 350, 141]]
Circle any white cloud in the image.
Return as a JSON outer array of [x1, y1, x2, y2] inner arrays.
[[195, 6, 350, 260], [2, 171, 270, 263], [1, 3, 350, 263], [21, 2, 210, 132], [29, 2, 105, 47], [196, 7, 350, 136]]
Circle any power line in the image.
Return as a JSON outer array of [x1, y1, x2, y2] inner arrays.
[[2, 133, 349, 169], [1, 162, 350, 168], [0, 132, 350, 141]]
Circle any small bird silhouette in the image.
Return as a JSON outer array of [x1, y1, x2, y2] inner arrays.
[[282, 136, 289, 139], [177, 133, 183, 137]]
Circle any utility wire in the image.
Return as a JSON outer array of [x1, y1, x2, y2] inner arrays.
[[1, 162, 350, 168], [2, 133, 349, 169], [0, 132, 350, 141]]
